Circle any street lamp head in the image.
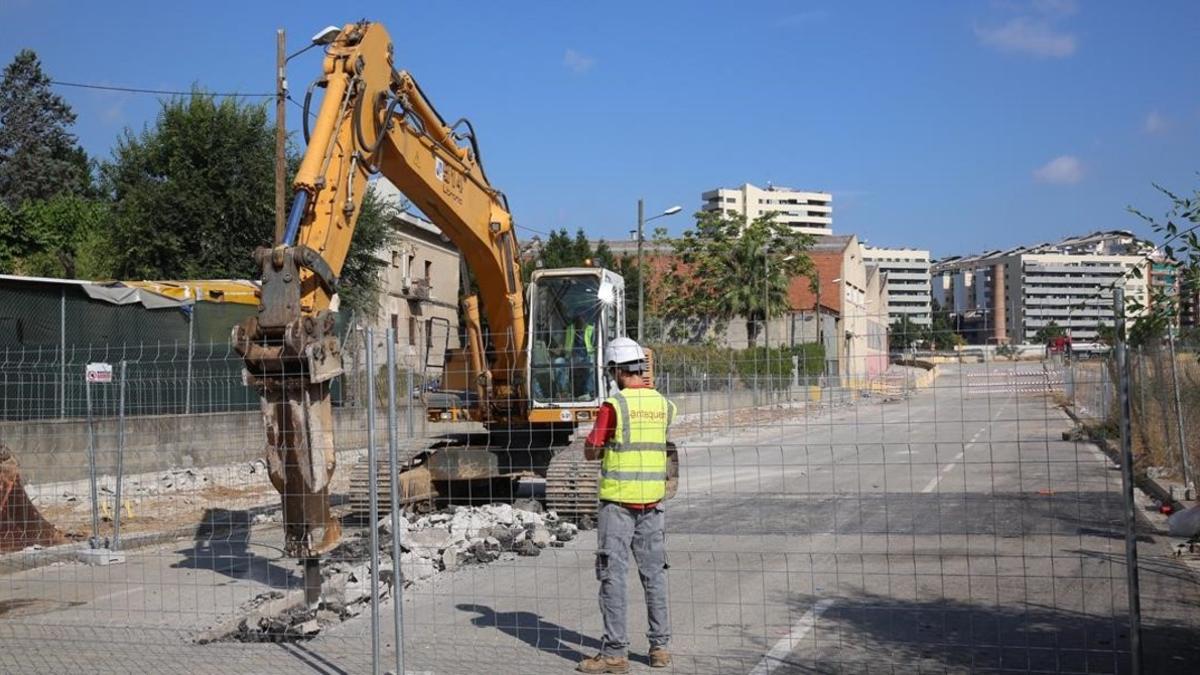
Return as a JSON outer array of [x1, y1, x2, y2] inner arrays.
[[310, 25, 342, 46], [662, 206, 683, 216]]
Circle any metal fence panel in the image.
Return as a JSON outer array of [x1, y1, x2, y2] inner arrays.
[[1, 312, 1198, 674]]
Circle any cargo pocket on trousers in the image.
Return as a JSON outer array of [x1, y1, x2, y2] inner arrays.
[[595, 551, 610, 581]]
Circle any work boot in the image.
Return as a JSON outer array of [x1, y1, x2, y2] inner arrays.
[[576, 653, 630, 674], [649, 646, 672, 668]]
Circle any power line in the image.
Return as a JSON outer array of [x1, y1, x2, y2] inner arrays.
[[51, 80, 273, 98]]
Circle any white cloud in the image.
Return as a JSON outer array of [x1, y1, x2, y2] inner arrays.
[[975, 17, 1076, 57], [562, 49, 595, 74], [1143, 111, 1168, 134], [1033, 155, 1084, 184]]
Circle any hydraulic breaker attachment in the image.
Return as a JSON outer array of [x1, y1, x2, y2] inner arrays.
[[234, 245, 344, 559]]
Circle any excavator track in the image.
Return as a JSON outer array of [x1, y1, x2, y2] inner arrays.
[[347, 437, 457, 518], [545, 439, 681, 521], [545, 438, 602, 520]]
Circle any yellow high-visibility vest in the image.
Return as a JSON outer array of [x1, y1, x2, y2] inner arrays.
[[565, 323, 595, 354], [599, 387, 676, 504]]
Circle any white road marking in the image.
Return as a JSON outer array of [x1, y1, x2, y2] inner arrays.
[[921, 396, 1011, 493], [748, 599, 835, 675]]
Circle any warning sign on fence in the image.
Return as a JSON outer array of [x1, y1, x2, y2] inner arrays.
[[85, 362, 113, 383]]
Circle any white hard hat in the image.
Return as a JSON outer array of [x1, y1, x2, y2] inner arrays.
[[605, 337, 647, 372]]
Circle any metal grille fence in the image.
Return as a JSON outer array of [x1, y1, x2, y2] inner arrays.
[[1, 303, 1198, 674]]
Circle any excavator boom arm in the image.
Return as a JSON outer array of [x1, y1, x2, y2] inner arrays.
[[286, 21, 525, 387], [234, 21, 526, 561]]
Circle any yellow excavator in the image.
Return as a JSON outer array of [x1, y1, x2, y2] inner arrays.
[[233, 21, 633, 566]]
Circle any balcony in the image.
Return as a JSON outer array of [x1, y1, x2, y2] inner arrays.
[[399, 277, 432, 301]]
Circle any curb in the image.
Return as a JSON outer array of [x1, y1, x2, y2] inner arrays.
[[0, 501, 286, 575], [1060, 404, 1184, 512], [0, 525, 196, 574]]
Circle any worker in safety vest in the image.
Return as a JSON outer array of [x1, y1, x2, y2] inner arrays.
[[577, 337, 676, 673], [564, 313, 598, 400]]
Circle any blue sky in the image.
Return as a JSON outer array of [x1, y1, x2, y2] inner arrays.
[[3, 0, 1197, 258]]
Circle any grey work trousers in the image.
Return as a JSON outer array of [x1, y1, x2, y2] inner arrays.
[[595, 500, 670, 657]]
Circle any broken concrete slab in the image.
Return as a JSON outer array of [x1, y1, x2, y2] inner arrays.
[[530, 526, 552, 548]]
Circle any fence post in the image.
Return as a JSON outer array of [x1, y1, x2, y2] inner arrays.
[[184, 305, 194, 414], [363, 327, 382, 675], [727, 371, 733, 436], [384, 328, 406, 675], [406, 366, 415, 438], [113, 361, 127, 551], [1166, 325, 1192, 495], [59, 286, 66, 419], [1113, 288, 1143, 675], [1137, 347, 1146, 425], [85, 371, 101, 549]]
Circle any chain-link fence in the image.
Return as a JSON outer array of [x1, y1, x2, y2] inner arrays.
[[2, 302, 1199, 674]]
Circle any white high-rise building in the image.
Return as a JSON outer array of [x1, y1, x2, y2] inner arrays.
[[701, 183, 832, 235], [863, 247, 932, 326], [932, 231, 1153, 343]]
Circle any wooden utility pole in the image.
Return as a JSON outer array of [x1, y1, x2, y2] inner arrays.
[[274, 29, 287, 245]]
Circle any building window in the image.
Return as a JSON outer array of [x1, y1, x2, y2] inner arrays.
[[424, 260, 432, 283], [391, 314, 399, 343], [391, 250, 401, 268], [408, 316, 417, 346]]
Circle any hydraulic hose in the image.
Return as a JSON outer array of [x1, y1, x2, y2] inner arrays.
[[282, 190, 309, 247]]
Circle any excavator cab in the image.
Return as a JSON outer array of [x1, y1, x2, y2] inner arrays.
[[526, 267, 625, 424]]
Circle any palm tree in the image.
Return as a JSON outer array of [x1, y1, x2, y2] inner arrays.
[[668, 212, 813, 347]]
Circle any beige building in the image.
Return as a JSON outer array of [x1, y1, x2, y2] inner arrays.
[[366, 180, 461, 378], [701, 183, 833, 235]]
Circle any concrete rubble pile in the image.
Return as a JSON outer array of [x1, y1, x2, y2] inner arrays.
[[225, 500, 583, 641]]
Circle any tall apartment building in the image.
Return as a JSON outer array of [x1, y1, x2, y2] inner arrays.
[[932, 231, 1152, 344], [862, 247, 932, 326], [701, 183, 832, 235]]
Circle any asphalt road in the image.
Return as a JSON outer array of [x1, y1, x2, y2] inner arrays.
[[2, 361, 1198, 674]]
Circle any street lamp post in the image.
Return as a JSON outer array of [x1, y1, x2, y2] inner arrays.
[[636, 199, 681, 341], [274, 25, 343, 245]]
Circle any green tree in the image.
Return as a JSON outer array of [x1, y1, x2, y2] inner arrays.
[[889, 315, 929, 351], [1129, 184, 1200, 348], [96, 91, 392, 319], [928, 300, 963, 350], [0, 50, 92, 207], [336, 185, 401, 319], [666, 211, 814, 347], [102, 92, 277, 279], [537, 227, 595, 269], [593, 239, 617, 270], [0, 193, 111, 277], [1033, 320, 1066, 344]]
